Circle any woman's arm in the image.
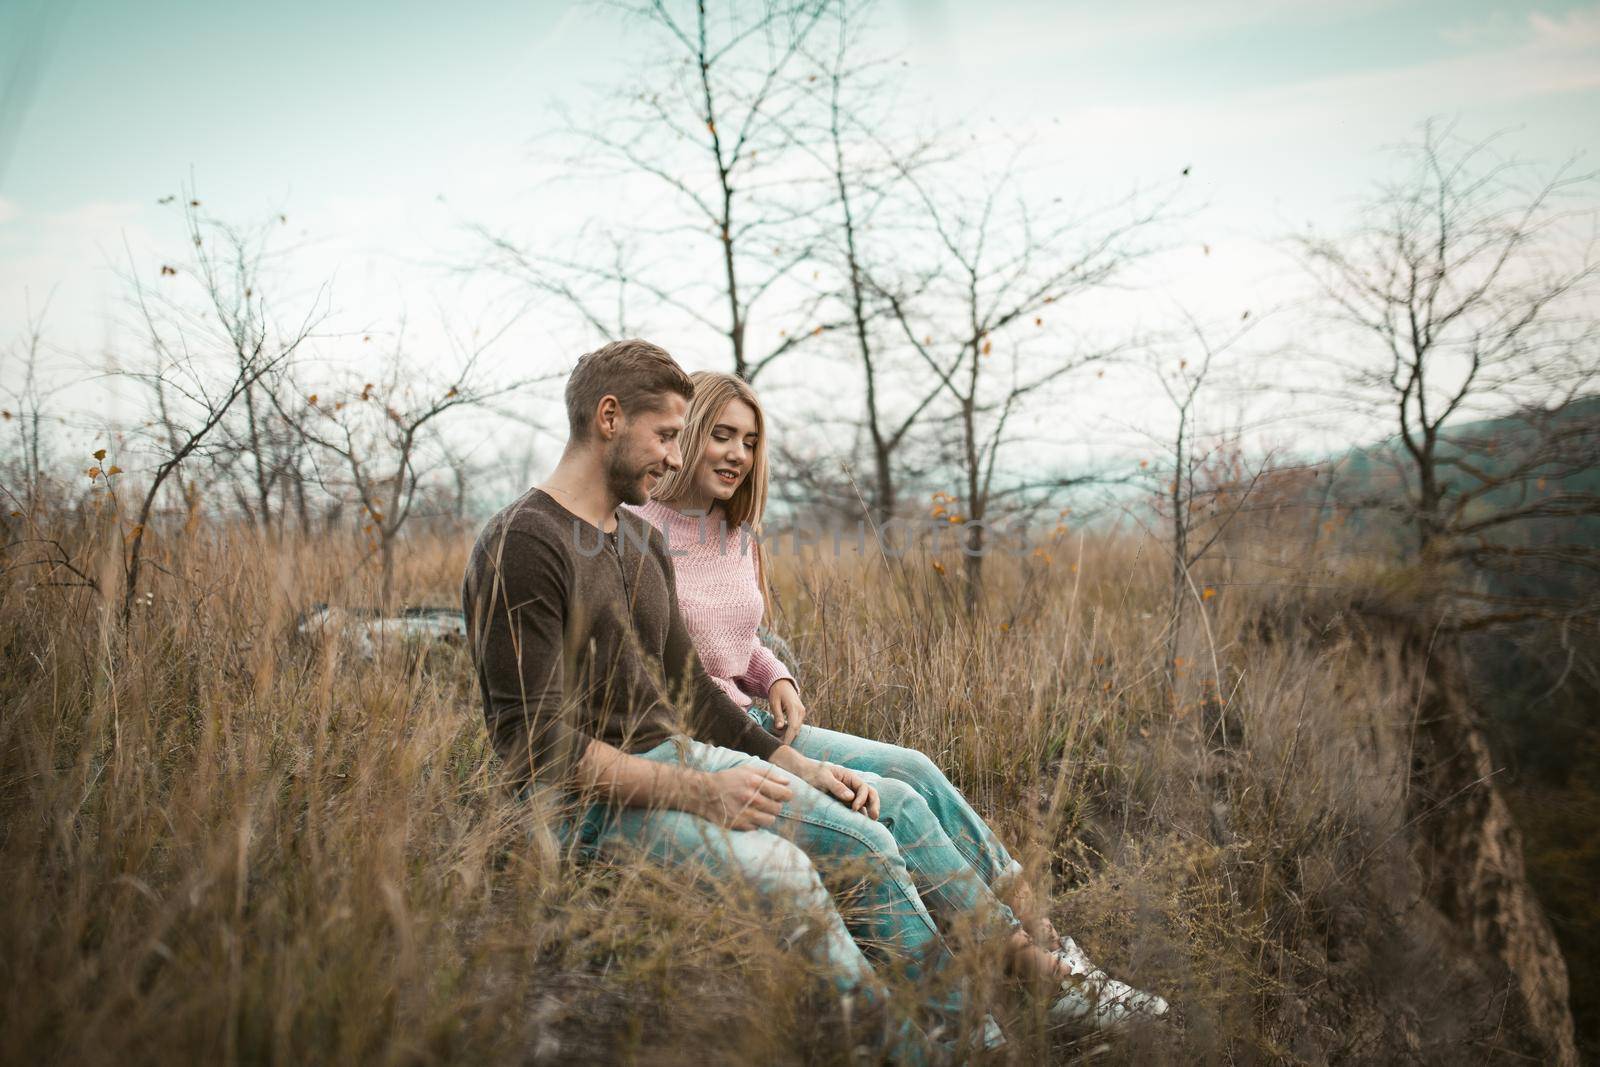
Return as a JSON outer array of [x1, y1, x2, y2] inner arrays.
[[735, 641, 797, 701], [734, 545, 798, 699], [707, 670, 756, 711]]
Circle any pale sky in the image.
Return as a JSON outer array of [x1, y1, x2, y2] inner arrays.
[[2, 0, 1598, 487]]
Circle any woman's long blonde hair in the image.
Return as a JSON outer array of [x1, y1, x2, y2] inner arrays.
[[649, 370, 774, 615]]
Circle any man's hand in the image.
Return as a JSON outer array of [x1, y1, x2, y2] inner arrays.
[[768, 678, 807, 745], [690, 766, 794, 830], [769, 747, 880, 819]]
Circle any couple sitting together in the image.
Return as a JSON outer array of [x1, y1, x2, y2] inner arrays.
[[462, 339, 1167, 1055]]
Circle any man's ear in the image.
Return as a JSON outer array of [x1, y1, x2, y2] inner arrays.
[[595, 395, 623, 440]]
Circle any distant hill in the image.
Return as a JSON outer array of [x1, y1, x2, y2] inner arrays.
[[1328, 394, 1600, 599]]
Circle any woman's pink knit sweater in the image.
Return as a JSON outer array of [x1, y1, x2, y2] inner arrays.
[[626, 500, 796, 710]]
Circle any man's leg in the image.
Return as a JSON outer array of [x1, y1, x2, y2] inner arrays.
[[576, 738, 877, 996], [604, 740, 972, 1009], [672, 739, 961, 990], [575, 737, 961, 1059]]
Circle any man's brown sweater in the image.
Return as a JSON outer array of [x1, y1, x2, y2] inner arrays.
[[462, 487, 782, 791]]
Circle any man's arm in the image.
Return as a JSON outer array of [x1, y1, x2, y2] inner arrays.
[[575, 737, 794, 830], [469, 522, 803, 825], [467, 525, 594, 790]]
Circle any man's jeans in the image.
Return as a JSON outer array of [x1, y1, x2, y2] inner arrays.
[[747, 706, 1026, 915], [559, 735, 1015, 1018]]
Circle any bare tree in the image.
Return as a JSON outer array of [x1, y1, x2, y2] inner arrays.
[[782, 0, 953, 524], [471, 225, 645, 343], [0, 290, 69, 518], [876, 150, 1171, 609], [1128, 309, 1279, 703], [298, 317, 546, 609], [119, 202, 328, 623], [0, 293, 99, 596], [171, 207, 322, 533], [479, 0, 838, 380], [1295, 121, 1600, 628]]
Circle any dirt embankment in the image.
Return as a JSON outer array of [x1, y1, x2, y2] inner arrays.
[[1406, 631, 1578, 1066]]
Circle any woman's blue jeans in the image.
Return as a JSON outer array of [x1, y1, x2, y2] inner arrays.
[[747, 705, 1026, 910]]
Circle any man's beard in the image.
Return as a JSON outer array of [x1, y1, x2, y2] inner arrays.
[[603, 439, 656, 506]]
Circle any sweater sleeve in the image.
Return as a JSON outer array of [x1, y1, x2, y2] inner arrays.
[[654, 534, 782, 760], [706, 669, 755, 709], [735, 642, 796, 700], [464, 526, 594, 791]]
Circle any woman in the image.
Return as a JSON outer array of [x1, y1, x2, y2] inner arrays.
[[628, 370, 1169, 1030]]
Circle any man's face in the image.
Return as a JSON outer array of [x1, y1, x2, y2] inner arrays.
[[602, 393, 687, 506]]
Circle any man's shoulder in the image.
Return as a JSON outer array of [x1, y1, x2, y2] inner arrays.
[[470, 490, 580, 574], [488, 488, 581, 535]]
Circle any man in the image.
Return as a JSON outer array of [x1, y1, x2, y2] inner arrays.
[[462, 339, 984, 1048]]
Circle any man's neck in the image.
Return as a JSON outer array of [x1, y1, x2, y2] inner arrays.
[[539, 450, 621, 533]]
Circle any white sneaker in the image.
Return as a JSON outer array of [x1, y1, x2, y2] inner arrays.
[[976, 1013, 1006, 1052], [1051, 935, 1099, 977], [929, 1012, 1007, 1055], [1047, 937, 1170, 1030]]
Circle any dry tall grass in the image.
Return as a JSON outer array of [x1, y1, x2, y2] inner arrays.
[[0, 508, 1512, 1064]]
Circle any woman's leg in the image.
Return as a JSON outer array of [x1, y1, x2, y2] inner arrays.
[[767, 715, 1021, 889], [737, 714, 1170, 1027], [866, 775, 1021, 938], [747, 707, 1058, 945], [865, 776, 1083, 980]]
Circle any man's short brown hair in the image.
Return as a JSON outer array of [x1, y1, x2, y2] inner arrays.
[[565, 339, 695, 440]]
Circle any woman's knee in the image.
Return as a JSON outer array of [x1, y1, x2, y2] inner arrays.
[[877, 746, 946, 791], [874, 775, 935, 827]]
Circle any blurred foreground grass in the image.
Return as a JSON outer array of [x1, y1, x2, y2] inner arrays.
[[0, 511, 1522, 1064]]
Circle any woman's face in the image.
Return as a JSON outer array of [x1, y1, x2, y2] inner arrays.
[[691, 397, 760, 508]]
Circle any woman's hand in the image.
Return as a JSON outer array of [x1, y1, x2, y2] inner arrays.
[[769, 747, 879, 819], [819, 761, 879, 819], [768, 678, 807, 745]]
